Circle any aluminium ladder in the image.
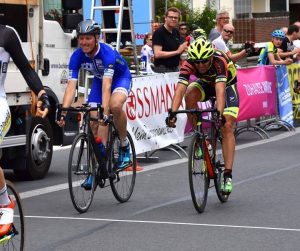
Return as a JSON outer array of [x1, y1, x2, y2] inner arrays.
[[90, 0, 139, 74]]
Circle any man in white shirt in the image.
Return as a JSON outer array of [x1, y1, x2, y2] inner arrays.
[[212, 24, 254, 62]]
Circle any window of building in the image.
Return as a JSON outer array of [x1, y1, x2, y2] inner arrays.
[[234, 0, 251, 18], [270, 0, 286, 11]]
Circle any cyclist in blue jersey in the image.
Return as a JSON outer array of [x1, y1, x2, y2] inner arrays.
[[57, 19, 132, 172], [258, 29, 293, 66]]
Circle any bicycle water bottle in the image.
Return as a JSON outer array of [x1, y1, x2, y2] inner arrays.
[[95, 137, 106, 157]]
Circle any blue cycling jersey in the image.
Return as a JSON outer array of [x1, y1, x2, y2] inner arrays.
[[69, 42, 130, 81]]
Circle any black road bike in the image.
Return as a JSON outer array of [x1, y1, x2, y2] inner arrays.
[[57, 104, 136, 213]]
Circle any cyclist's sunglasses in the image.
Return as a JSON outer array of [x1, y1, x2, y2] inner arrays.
[[193, 58, 210, 64]]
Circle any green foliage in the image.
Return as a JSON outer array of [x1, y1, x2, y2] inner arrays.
[[186, 6, 217, 36], [155, 0, 191, 23], [154, 1, 216, 36]]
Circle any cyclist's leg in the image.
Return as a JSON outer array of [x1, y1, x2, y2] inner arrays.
[[185, 81, 207, 128], [0, 101, 14, 236], [220, 84, 239, 193], [88, 78, 109, 143], [110, 74, 131, 168]]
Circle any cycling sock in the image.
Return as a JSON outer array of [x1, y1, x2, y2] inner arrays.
[[224, 169, 232, 179], [0, 185, 10, 206], [120, 138, 129, 147]]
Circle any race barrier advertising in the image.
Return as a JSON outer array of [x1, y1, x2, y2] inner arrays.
[[286, 64, 300, 120], [236, 66, 277, 122], [276, 66, 294, 126], [125, 73, 187, 155]]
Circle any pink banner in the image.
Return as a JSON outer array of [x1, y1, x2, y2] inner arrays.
[[237, 66, 277, 121]]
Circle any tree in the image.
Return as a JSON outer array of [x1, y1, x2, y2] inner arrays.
[[186, 6, 216, 36], [154, 1, 216, 37], [154, 0, 190, 23]]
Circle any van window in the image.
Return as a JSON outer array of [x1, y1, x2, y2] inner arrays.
[[44, 0, 62, 25]]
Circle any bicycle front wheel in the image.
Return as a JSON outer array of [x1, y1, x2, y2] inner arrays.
[[213, 136, 229, 203], [109, 132, 136, 203], [68, 133, 96, 213], [1, 180, 25, 251], [188, 133, 209, 213]]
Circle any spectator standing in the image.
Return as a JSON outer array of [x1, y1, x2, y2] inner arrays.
[[278, 24, 300, 94], [208, 10, 230, 42], [151, 22, 160, 33], [102, 0, 132, 48], [292, 21, 300, 48], [258, 29, 293, 66], [152, 7, 188, 73], [212, 24, 255, 62], [140, 33, 154, 73], [278, 24, 300, 59], [179, 22, 188, 44]]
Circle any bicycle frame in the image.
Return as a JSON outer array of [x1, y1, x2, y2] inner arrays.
[[170, 106, 222, 179], [57, 104, 117, 180]]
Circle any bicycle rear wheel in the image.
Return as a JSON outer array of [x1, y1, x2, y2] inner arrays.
[[212, 136, 229, 203], [188, 133, 209, 213], [68, 133, 96, 213], [1, 180, 25, 251], [109, 132, 136, 203]]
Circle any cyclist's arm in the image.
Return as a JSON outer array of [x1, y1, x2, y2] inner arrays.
[[268, 52, 292, 65], [62, 79, 77, 110], [5, 26, 45, 98], [171, 83, 187, 112], [215, 82, 225, 115], [102, 76, 112, 116]]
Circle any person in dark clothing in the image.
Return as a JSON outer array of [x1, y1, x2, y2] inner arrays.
[[102, 0, 132, 48], [0, 24, 49, 237], [152, 7, 188, 73]]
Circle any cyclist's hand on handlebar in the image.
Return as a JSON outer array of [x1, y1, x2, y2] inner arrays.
[[98, 114, 109, 126], [217, 112, 226, 126], [36, 93, 50, 118], [165, 110, 177, 128], [56, 114, 66, 127]]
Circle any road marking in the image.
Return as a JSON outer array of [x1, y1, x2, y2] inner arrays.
[[24, 215, 300, 232], [20, 128, 300, 200]]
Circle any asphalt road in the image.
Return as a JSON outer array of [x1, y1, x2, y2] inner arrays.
[[5, 127, 300, 251]]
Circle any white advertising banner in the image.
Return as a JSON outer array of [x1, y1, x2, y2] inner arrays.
[[125, 73, 187, 154]]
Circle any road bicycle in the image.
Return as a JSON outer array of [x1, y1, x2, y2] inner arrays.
[[0, 180, 25, 250], [169, 98, 228, 213], [57, 104, 136, 213]]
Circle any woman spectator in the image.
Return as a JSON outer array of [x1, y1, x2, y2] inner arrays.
[[140, 33, 154, 73]]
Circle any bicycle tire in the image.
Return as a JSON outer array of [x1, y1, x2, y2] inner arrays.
[[68, 133, 96, 213], [1, 180, 25, 251], [212, 134, 229, 203], [188, 133, 209, 213], [109, 132, 136, 203]]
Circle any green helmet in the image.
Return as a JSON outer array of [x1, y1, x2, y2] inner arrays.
[[187, 39, 214, 61], [192, 28, 207, 40]]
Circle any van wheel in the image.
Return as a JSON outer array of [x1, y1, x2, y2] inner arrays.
[[15, 117, 53, 180]]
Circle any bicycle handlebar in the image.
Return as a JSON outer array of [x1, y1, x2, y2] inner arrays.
[[168, 108, 219, 116], [55, 104, 104, 122]]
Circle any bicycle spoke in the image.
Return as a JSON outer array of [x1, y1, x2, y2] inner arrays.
[[110, 132, 136, 203], [68, 134, 95, 213], [1, 180, 25, 251], [188, 134, 209, 213]]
